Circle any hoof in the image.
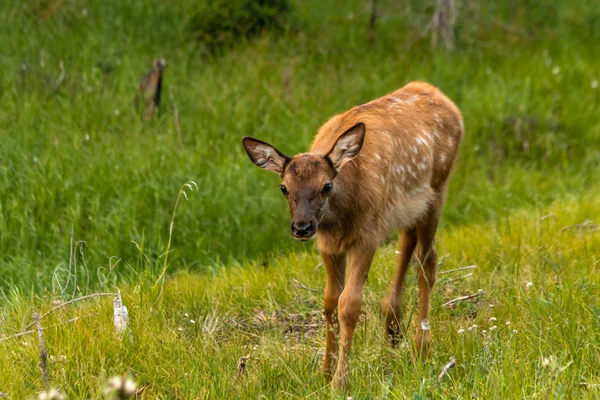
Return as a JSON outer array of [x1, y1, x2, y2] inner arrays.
[[332, 367, 350, 391]]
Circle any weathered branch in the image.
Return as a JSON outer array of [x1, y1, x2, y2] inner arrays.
[[442, 289, 485, 308], [1, 314, 94, 343], [290, 278, 321, 293], [442, 272, 473, 284], [23, 293, 118, 331], [438, 265, 476, 275]]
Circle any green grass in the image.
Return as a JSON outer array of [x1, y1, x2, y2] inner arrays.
[[0, 195, 598, 398], [1, 0, 599, 290], [1, 0, 599, 396]]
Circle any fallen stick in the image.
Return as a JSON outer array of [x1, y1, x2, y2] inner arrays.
[[561, 219, 598, 232], [442, 273, 473, 284], [290, 278, 321, 293], [438, 265, 476, 275], [313, 262, 324, 272], [580, 382, 600, 389], [442, 289, 485, 308], [34, 312, 49, 390], [1, 314, 95, 342], [22, 292, 117, 331], [438, 356, 456, 382]]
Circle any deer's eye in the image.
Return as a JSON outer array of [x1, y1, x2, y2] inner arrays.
[[280, 184, 288, 195], [322, 183, 332, 194]]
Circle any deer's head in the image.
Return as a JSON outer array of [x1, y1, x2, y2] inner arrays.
[[242, 123, 365, 241]]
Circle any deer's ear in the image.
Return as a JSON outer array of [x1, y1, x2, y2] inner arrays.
[[326, 123, 366, 171], [242, 137, 290, 175]]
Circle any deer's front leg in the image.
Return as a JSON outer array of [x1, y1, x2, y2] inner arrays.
[[322, 252, 346, 381], [332, 243, 376, 390]]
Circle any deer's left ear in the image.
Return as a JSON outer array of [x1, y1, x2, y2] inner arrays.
[[242, 137, 290, 175], [326, 123, 366, 171]]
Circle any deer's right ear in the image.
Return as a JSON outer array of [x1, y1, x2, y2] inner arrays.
[[242, 137, 290, 175]]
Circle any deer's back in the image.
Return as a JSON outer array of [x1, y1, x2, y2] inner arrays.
[[312, 81, 463, 235]]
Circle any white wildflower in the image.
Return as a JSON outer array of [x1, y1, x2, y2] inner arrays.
[[38, 389, 65, 400], [592, 80, 598, 89], [489, 317, 497, 323], [190, 319, 196, 324], [489, 325, 497, 331], [552, 66, 560, 75], [106, 376, 137, 398], [458, 329, 465, 334], [526, 281, 533, 288]]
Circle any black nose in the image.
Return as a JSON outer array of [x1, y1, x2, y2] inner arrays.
[[292, 221, 313, 237]]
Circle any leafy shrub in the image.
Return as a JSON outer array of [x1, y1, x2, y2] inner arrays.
[[188, 0, 292, 51]]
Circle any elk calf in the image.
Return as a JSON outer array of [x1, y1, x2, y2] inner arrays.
[[242, 81, 463, 389]]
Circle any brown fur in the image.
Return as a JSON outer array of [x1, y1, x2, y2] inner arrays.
[[242, 81, 463, 390]]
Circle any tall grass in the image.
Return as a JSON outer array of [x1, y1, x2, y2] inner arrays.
[[0, 0, 599, 291]]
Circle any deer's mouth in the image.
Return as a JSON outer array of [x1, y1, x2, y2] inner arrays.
[[292, 232, 317, 241]]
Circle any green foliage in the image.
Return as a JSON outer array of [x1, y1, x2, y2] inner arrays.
[[0, 0, 598, 294], [188, 0, 293, 51]]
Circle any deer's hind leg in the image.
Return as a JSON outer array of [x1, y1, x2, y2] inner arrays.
[[414, 195, 444, 358], [381, 228, 417, 346]]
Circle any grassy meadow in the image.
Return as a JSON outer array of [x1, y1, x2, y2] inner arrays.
[[0, 0, 599, 397]]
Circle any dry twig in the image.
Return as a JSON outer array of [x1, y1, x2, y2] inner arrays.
[[313, 261, 324, 272], [442, 289, 485, 308], [561, 219, 598, 232], [442, 273, 473, 284], [23, 292, 117, 331], [290, 278, 321, 293], [438, 265, 476, 275], [1, 314, 95, 343], [580, 382, 600, 389]]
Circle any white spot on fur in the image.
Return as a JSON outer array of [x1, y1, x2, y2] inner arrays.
[[418, 162, 426, 170], [380, 176, 385, 183], [434, 113, 442, 126], [440, 153, 447, 163], [433, 130, 439, 138], [412, 146, 418, 154], [422, 130, 433, 141], [375, 153, 381, 160]]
